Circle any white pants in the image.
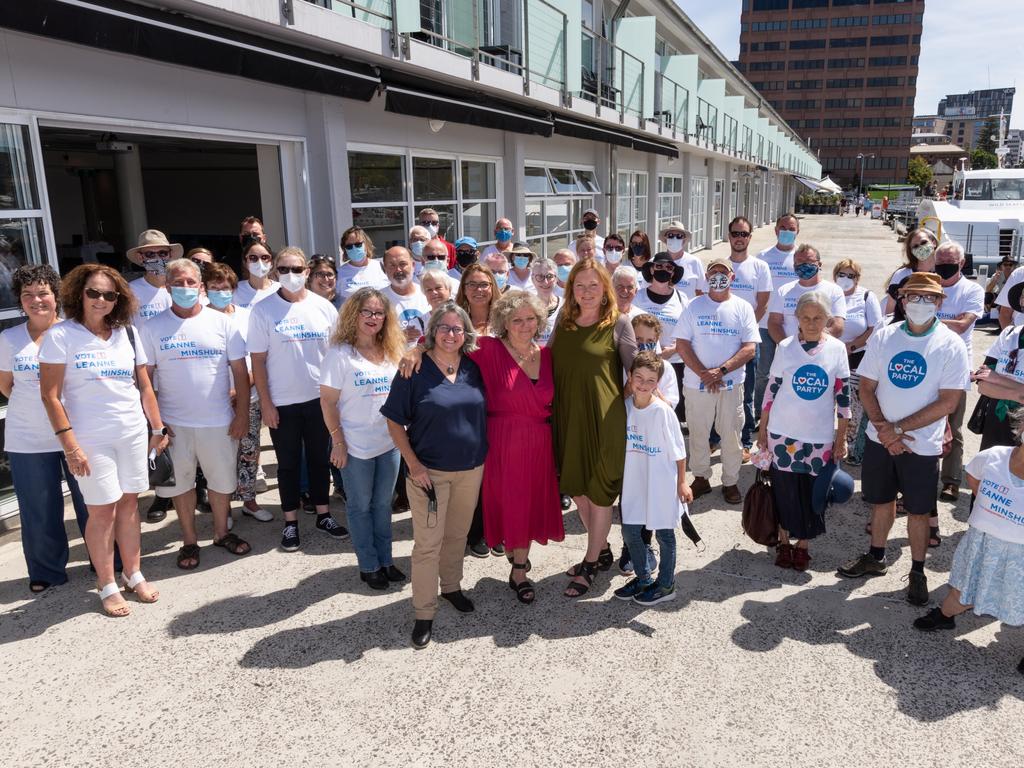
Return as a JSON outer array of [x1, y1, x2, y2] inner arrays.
[[75, 431, 149, 506], [156, 424, 239, 498], [684, 384, 745, 486]]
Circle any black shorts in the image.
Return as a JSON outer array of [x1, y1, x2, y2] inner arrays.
[[861, 439, 938, 515]]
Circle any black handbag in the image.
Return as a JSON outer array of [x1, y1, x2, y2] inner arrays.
[[967, 395, 990, 435], [742, 470, 778, 547], [125, 326, 175, 488]]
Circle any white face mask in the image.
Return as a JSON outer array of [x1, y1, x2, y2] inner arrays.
[[665, 235, 685, 254], [836, 276, 856, 292], [904, 301, 937, 326], [248, 259, 271, 278], [278, 272, 306, 293]]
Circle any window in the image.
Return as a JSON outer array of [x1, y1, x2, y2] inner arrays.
[[751, 20, 787, 32], [523, 164, 600, 258], [792, 0, 828, 7], [827, 77, 864, 88], [867, 76, 903, 86], [689, 176, 708, 251], [832, 16, 868, 27], [870, 35, 910, 46], [751, 0, 789, 11], [786, 99, 819, 109], [823, 118, 861, 128], [616, 171, 648, 237], [750, 41, 786, 52], [750, 81, 785, 91], [832, 0, 869, 4], [825, 98, 861, 108], [789, 59, 825, 69], [791, 18, 827, 29], [657, 176, 683, 240], [872, 14, 912, 24], [869, 56, 907, 66], [830, 37, 867, 47], [789, 39, 827, 50], [749, 61, 785, 71], [348, 149, 499, 249], [828, 57, 865, 68], [863, 117, 903, 127], [0, 123, 48, 316], [788, 119, 820, 129], [864, 96, 904, 107], [787, 80, 822, 90]]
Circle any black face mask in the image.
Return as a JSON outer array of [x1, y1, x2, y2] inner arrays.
[[630, 243, 645, 256], [582, 219, 598, 231], [456, 250, 477, 269], [935, 262, 960, 280]]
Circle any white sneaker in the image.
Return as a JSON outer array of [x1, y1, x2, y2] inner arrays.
[[255, 467, 268, 493], [242, 505, 273, 522]]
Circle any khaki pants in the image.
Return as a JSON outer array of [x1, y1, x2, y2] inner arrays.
[[409, 464, 484, 620], [940, 390, 968, 486], [685, 384, 745, 486]]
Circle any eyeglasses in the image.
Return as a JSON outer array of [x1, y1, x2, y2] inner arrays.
[[310, 255, 336, 266], [420, 220, 440, 227], [836, 271, 858, 280], [246, 253, 272, 263], [456, 250, 476, 259], [343, 242, 365, 250], [533, 273, 556, 283], [437, 324, 465, 336], [665, 234, 685, 241], [729, 231, 752, 239], [312, 271, 336, 280], [277, 266, 307, 275], [652, 266, 674, 274], [466, 281, 492, 291], [904, 294, 939, 304], [358, 309, 386, 320], [85, 287, 119, 302], [140, 249, 171, 260]]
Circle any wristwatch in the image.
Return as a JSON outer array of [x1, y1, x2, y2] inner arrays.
[[151, 427, 168, 436], [719, 366, 728, 376], [892, 423, 904, 436]]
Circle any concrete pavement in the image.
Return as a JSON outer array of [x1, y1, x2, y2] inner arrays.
[[1, 213, 1021, 767]]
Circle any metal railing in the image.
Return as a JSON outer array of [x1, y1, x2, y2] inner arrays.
[[741, 125, 753, 160], [695, 98, 717, 147], [652, 72, 689, 138], [722, 113, 738, 155], [577, 30, 646, 120], [300, 0, 393, 30]]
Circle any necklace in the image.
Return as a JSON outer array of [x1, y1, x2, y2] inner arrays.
[[507, 340, 537, 365], [431, 351, 458, 375]]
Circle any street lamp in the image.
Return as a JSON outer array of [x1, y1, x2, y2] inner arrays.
[[857, 153, 875, 194]]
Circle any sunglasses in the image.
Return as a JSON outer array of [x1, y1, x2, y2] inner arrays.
[[85, 287, 119, 302], [310, 254, 336, 266], [456, 250, 476, 258], [276, 266, 307, 275], [605, 247, 624, 254], [836, 271, 858, 280], [343, 242, 365, 250], [140, 249, 171, 259], [190, 258, 211, 270], [729, 231, 752, 239], [420, 220, 440, 227], [246, 253, 272, 263]]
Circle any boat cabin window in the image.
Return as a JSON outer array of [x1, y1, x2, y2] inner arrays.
[[962, 178, 1024, 201]]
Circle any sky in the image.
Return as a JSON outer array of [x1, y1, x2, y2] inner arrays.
[[678, 0, 1022, 130]]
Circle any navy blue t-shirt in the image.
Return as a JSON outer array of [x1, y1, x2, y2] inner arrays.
[[380, 354, 488, 472]]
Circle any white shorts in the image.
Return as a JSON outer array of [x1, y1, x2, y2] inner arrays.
[[75, 431, 149, 506], [156, 424, 239, 498]]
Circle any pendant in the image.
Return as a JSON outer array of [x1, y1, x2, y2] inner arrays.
[[446, 364, 455, 374]]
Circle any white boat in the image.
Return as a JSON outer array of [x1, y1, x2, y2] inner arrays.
[[917, 169, 1024, 275]]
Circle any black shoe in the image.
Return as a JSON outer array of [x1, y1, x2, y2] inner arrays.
[[411, 619, 433, 649], [281, 523, 300, 552], [490, 543, 505, 556], [1018, 656, 1024, 676], [913, 606, 955, 632], [384, 564, 406, 582], [315, 515, 350, 540], [196, 485, 211, 512], [467, 540, 489, 558], [617, 546, 634, 575], [360, 569, 388, 590], [560, 494, 572, 511], [392, 493, 409, 513], [145, 495, 170, 523], [300, 492, 316, 513], [906, 571, 929, 606], [441, 590, 475, 613]]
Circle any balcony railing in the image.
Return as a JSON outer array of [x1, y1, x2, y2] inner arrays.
[[301, 0, 393, 31], [722, 113, 738, 155], [577, 29, 645, 120], [695, 98, 717, 148], [653, 72, 689, 138], [741, 125, 753, 160]]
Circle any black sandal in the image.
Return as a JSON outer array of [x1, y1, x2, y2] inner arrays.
[[213, 532, 251, 556], [564, 560, 598, 598], [29, 580, 51, 594], [928, 517, 941, 548], [509, 563, 535, 604], [505, 553, 531, 573], [176, 543, 201, 570], [597, 544, 614, 571]]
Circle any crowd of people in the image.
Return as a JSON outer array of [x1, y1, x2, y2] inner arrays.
[[2, 209, 1021, 670]]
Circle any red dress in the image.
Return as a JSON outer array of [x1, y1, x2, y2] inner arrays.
[[472, 337, 564, 549]]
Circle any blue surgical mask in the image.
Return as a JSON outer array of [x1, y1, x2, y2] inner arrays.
[[638, 341, 658, 352], [513, 255, 530, 270], [495, 273, 508, 290], [424, 258, 446, 272], [344, 244, 366, 262], [410, 240, 425, 258], [557, 265, 572, 282], [496, 229, 513, 243], [207, 289, 234, 308], [777, 230, 797, 247], [794, 262, 820, 280], [170, 286, 200, 309]]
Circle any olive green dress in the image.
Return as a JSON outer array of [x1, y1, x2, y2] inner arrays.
[[550, 314, 637, 506]]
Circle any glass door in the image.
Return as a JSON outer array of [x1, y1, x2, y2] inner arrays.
[[688, 176, 707, 251], [713, 179, 724, 243]]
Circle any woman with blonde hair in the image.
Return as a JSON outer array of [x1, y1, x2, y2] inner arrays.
[[549, 258, 637, 597], [320, 287, 406, 590], [883, 227, 938, 314], [337, 226, 389, 302], [455, 262, 500, 337]]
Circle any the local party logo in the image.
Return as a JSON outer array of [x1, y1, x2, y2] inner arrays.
[[792, 364, 829, 400], [887, 351, 927, 388]]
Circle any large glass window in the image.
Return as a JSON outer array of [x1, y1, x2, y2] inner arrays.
[[348, 149, 500, 250], [0, 123, 46, 313], [689, 176, 708, 250], [615, 170, 648, 238], [657, 175, 683, 245], [523, 164, 599, 257]]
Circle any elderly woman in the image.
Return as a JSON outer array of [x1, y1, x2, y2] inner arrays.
[[249, 246, 344, 552], [456, 262, 499, 338], [531, 256, 563, 344], [913, 408, 1024, 677], [307, 254, 342, 309], [758, 292, 851, 571], [833, 258, 882, 466], [382, 302, 488, 649], [550, 258, 637, 597], [884, 227, 938, 314], [419, 268, 452, 311], [39, 264, 169, 616], [612, 265, 642, 319], [0, 265, 89, 593], [321, 287, 406, 590], [236, 240, 279, 310]]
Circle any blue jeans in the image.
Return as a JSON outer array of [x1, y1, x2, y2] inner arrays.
[[741, 351, 758, 448], [754, 327, 777, 421], [300, 446, 343, 495], [339, 448, 401, 573], [9, 451, 89, 585], [623, 523, 677, 589]]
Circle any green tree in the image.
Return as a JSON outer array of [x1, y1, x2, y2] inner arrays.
[[976, 118, 999, 154], [907, 156, 933, 190], [971, 148, 999, 169]]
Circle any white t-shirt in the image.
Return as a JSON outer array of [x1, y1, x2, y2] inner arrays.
[[672, 294, 760, 390], [37, 321, 148, 444], [674, 252, 704, 300], [965, 447, 1024, 545], [757, 246, 797, 329], [227, 305, 257, 401], [129, 277, 171, 325], [507, 269, 539, 294], [234, 280, 280, 310], [936, 275, 985, 356], [480, 244, 513, 261], [382, 285, 432, 347], [699, 256, 772, 318], [768, 279, 848, 339], [627, 344, 681, 410], [995, 265, 1024, 326], [622, 396, 688, 530], [247, 292, 338, 406], [570, 234, 605, 263], [0, 323, 61, 453], [139, 307, 246, 428], [766, 335, 850, 444], [839, 288, 883, 348], [337, 259, 389, 303], [319, 344, 398, 460], [538, 296, 563, 344], [633, 288, 689, 364], [857, 320, 971, 455], [985, 324, 1024, 383]]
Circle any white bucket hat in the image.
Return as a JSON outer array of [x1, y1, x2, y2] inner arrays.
[[126, 229, 183, 266]]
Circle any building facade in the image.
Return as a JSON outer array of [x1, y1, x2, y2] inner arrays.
[[737, 0, 925, 189], [938, 87, 1015, 119], [0, 0, 818, 517]]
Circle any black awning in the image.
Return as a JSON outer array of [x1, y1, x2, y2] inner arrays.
[[383, 86, 553, 137], [0, 0, 380, 101], [553, 116, 679, 158]]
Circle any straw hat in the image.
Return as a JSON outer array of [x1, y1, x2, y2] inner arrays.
[[126, 229, 183, 266]]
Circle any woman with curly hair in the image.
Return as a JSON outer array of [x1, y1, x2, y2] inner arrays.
[[549, 258, 637, 597], [320, 287, 407, 591], [0, 265, 89, 593], [38, 264, 169, 616]]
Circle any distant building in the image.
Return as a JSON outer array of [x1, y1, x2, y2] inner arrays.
[[938, 87, 1015, 119], [909, 142, 967, 189], [1007, 129, 1023, 167]]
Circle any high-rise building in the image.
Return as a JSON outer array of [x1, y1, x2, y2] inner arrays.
[[738, 0, 925, 189], [1007, 129, 1024, 167], [938, 88, 1015, 119]]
